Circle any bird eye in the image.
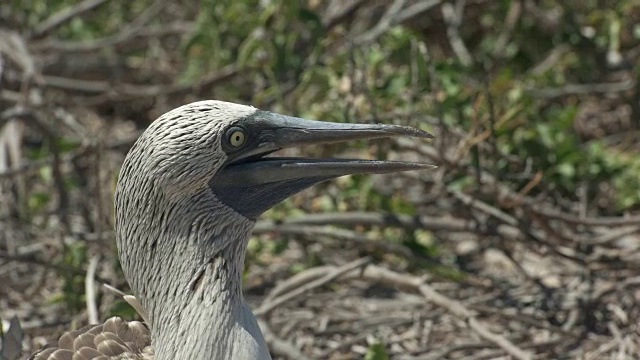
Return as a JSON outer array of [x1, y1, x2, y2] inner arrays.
[[228, 128, 246, 148]]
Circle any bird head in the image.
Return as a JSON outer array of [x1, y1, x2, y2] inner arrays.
[[114, 100, 434, 330], [120, 100, 434, 219]]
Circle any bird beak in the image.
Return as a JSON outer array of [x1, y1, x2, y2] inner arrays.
[[210, 110, 435, 219]]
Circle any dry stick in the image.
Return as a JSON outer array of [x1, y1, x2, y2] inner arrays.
[[533, 206, 640, 227], [583, 226, 640, 246], [1, 108, 71, 233], [271, 264, 533, 360], [84, 256, 99, 324], [31, 0, 108, 38], [0, 128, 142, 180], [404, 138, 640, 250], [40, 63, 237, 98], [441, 0, 472, 67], [415, 341, 498, 360], [263, 266, 332, 304], [362, 266, 532, 360], [529, 45, 571, 76], [255, 257, 371, 316], [31, 22, 194, 53], [452, 190, 518, 226], [585, 339, 620, 360], [258, 319, 307, 360], [31, 0, 164, 51], [527, 79, 635, 98], [453, 189, 584, 277], [398, 137, 640, 227], [353, 0, 408, 45], [471, 339, 565, 360], [102, 283, 127, 297], [402, 138, 634, 271], [395, 0, 441, 24], [255, 211, 474, 232], [313, 331, 370, 360], [469, 304, 580, 338], [82, 65, 239, 106], [102, 284, 151, 325], [0, 251, 109, 283], [410, 339, 556, 360], [0, 27, 38, 79], [254, 224, 418, 261], [353, 0, 442, 46], [591, 276, 640, 305], [492, 0, 522, 58], [40, 75, 109, 93]]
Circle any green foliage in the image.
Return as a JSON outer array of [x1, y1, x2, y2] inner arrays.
[[592, 142, 640, 209], [108, 299, 139, 320], [365, 342, 389, 360], [52, 242, 88, 314], [23, 136, 81, 217], [179, 0, 640, 269], [11, 0, 156, 39], [27, 192, 50, 213]]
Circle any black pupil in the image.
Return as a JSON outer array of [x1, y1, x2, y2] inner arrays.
[[232, 132, 242, 145]]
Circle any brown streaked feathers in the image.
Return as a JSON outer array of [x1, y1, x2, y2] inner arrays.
[[31, 317, 152, 360]]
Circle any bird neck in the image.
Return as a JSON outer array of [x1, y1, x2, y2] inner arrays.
[[117, 187, 269, 359], [151, 252, 269, 360]]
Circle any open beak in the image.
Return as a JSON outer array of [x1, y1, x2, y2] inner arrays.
[[210, 110, 435, 219]]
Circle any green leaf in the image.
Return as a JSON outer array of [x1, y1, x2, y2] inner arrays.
[[365, 342, 389, 360], [109, 300, 140, 320], [28, 192, 50, 212]]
